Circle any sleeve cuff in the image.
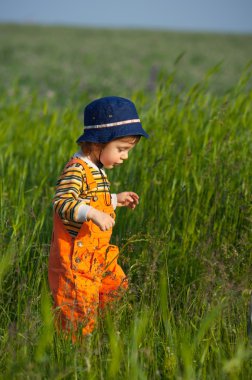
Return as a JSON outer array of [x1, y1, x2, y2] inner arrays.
[[76, 204, 92, 222], [111, 193, 117, 210]]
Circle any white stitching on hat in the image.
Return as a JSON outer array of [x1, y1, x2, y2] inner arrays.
[[84, 119, 140, 129]]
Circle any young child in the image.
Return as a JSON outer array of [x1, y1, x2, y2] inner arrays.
[[48, 96, 149, 336]]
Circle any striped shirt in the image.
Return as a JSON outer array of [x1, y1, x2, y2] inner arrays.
[[53, 152, 117, 237]]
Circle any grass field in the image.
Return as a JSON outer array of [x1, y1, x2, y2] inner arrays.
[[1, 23, 252, 102], [0, 24, 252, 379]]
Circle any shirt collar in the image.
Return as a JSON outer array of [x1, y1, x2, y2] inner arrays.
[[73, 150, 106, 175]]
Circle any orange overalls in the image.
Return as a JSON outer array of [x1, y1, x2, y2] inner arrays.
[[48, 158, 128, 336]]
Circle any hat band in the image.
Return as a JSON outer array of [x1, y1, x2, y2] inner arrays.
[[84, 119, 140, 130]]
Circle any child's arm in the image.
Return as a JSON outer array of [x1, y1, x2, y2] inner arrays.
[[116, 192, 139, 209], [53, 163, 90, 221], [53, 162, 115, 231]]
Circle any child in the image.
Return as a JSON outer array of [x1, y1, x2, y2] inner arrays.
[[48, 96, 149, 336]]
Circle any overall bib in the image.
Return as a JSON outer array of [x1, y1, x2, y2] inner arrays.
[[48, 158, 128, 335]]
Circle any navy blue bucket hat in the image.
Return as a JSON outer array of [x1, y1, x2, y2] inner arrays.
[[76, 96, 149, 143]]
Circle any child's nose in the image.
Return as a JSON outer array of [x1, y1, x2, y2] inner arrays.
[[121, 151, 128, 160]]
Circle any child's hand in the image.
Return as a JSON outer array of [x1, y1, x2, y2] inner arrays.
[[87, 208, 115, 231], [116, 192, 139, 209]]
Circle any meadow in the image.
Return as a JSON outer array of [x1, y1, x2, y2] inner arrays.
[[0, 24, 252, 379]]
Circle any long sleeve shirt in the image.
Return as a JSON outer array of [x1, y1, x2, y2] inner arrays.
[[53, 151, 117, 237]]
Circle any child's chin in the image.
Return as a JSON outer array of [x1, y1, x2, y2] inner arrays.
[[106, 163, 120, 169]]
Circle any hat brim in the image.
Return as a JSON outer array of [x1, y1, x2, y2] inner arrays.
[[76, 122, 149, 143]]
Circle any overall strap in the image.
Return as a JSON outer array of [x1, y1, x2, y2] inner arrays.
[[65, 158, 97, 191]]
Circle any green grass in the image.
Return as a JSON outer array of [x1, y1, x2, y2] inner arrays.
[[0, 23, 252, 104], [0, 24, 252, 379]]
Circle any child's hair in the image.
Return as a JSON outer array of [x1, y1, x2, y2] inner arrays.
[[78, 141, 99, 155], [78, 135, 141, 155]]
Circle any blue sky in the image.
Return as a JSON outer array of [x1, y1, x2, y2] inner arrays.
[[1, 0, 252, 33]]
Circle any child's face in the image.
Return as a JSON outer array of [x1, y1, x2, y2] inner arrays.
[[99, 137, 136, 169]]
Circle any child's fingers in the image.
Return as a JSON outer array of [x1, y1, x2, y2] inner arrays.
[[100, 220, 115, 231], [116, 192, 139, 207], [127, 192, 139, 201], [90, 210, 115, 231], [125, 195, 137, 205], [130, 195, 139, 204], [102, 215, 115, 230], [129, 192, 139, 200], [126, 197, 139, 209], [129, 203, 136, 209]]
